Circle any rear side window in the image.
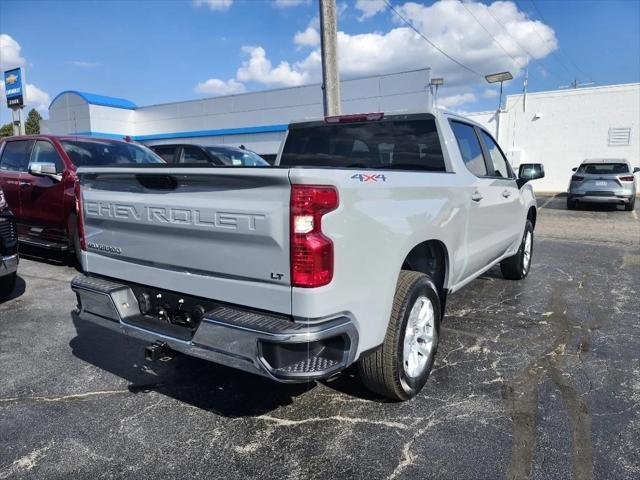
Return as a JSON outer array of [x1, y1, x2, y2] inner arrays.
[[180, 146, 209, 164], [31, 141, 64, 173], [479, 130, 513, 179], [578, 163, 629, 174], [450, 121, 487, 176], [280, 118, 446, 172], [152, 146, 177, 163], [0, 140, 32, 172]]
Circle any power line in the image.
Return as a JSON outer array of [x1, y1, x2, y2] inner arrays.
[[458, 1, 524, 69], [382, 0, 485, 80], [480, 1, 568, 85], [528, 0, 594, 82], [516, 0, 585, 83]]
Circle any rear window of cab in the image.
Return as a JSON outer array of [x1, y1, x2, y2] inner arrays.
[[280, 118, 446, 172]]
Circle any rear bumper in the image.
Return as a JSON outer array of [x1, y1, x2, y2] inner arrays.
[[0, 253, 18, 277], [569, 193, 634, 204], [71, 275, 358, 382]]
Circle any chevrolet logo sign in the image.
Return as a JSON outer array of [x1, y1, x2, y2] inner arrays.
[[5, 74, 18, 85]]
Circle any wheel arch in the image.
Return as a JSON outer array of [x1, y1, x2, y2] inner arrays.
[[400, 239, 449, 312]]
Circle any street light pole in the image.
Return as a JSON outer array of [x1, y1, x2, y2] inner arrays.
[[319, 0, 341, 116]]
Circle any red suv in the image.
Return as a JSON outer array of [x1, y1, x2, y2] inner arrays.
[[0, 135, 163, 264]]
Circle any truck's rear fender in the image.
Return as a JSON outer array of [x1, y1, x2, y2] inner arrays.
[[288, 168, 470, 356]]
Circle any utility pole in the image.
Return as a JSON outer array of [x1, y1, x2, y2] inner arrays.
[[319, 0, 341, 116]]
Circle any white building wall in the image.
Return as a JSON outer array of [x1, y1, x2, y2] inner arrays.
[[42, 92, 92, 135], [493, 83, 640, 193]]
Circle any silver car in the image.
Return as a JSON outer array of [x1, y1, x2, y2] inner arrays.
[[567, 159, 639, 211]]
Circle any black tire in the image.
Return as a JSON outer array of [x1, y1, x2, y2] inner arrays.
[[625, 196, 635, 211], [567, 197, 577, 210], [501, 220, 534, 280], [68, 213, 83, 271], [358, 270, 441, 401], [0, 273, 17, 300]]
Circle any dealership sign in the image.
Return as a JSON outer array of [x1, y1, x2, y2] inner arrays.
[[4, 67, 25, 108]]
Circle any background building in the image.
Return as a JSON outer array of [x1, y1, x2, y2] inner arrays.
[[42, 71, 639, 192], [468, 83, 639, 192], [42, 69, 433, 162]]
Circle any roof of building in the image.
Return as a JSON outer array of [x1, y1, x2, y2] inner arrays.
[[49, 90, 137, 110]]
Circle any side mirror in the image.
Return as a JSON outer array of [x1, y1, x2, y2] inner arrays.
[[517, 163, 545, 188], [634, 167, 640, 173], [29, 162, 61, 181], [571, 167, 578, 172]]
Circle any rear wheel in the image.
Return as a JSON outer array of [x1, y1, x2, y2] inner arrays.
[[625, 196, 635, 211], [501, 220, 534, 280], [0, 273, 16, 300], [358, 271, 441, 401]]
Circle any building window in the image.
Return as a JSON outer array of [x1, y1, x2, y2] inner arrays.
[[608, 127, 631, 147]]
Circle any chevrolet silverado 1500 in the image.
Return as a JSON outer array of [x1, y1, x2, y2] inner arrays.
[[71, 110, 544, 401]]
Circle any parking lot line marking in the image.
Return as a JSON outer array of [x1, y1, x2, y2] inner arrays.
[[539, 194, 559, 210], [632, 209, 638, 220]]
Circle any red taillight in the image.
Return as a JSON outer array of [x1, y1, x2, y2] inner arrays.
[[619, 175, 635, 182], [290, 185, 339, 288], [571, 175, 584, 182], [325, 112, 384, 124], [74, 180, 86, 251]]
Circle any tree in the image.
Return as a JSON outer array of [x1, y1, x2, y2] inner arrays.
[[0, 123, 13, 138], [25, 108, 42, 135]]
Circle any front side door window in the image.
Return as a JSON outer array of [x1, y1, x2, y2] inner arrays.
[[450, 121, 487, 177], [30, 140, 64, 173], [478, 130, 513, 179], [0, 140, 32, 172]]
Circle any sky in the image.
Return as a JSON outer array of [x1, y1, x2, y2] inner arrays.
[[0, 0, 639, 124]]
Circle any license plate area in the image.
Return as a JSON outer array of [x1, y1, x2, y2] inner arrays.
[[122, 285, 221, 340], [595, 181, 607, 186]]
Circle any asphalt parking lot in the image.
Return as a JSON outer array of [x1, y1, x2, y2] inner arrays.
[[1, 195, 638, 480]]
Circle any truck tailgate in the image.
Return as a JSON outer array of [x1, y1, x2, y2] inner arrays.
[[78, 167, 292, 314]]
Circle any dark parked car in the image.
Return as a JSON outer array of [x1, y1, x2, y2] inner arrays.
[[149, 144, 270, 166], [0, 185, 18, 299], [0, 135, 163, 264]]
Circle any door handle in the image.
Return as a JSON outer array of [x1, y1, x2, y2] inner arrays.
[[502, 190, 512, 198], [19, 181, 31, 187], [471, 191, 483, 202]]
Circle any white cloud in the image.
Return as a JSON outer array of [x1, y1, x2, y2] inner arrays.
[[25, 84, 51, 112], [355, 0, 386, 20], [67, 60, 100, 68], [294, 26, 320, 48], [194, 78, 246, 96], [0, 81, 50, 114], [0, 33, 26, 70], [273, 0, 310, 7], [0, 34, 50, 120], [236, 46, 311, 87], [438, 92, 477, 108], [482, 88, 499, 98], [193, 0, 233, 11], [194, 1, 558, 110]]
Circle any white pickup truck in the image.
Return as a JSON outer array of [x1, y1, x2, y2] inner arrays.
[[71, 110, 544, 401]]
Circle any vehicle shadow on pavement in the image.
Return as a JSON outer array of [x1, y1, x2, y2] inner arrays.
[[18, 244, 75, 268], [69, 313, 315, 417]]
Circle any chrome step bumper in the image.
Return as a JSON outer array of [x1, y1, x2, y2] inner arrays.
[[71, 275, 358, 381]]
